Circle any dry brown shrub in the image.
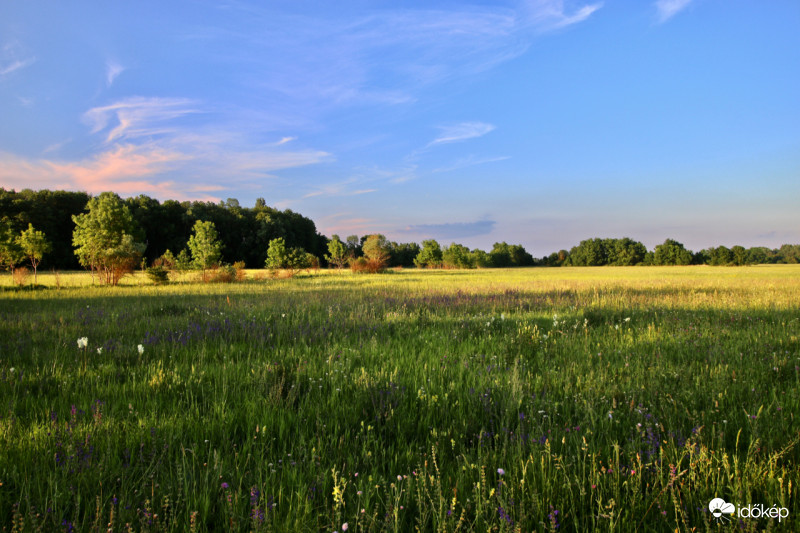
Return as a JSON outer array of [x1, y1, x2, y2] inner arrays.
[[13, 267, 29, 286], [350, 257, 386, 274], [233, 261, 247, 281]]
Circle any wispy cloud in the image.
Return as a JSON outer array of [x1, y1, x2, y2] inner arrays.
[[524, 0, 604, 32], [433, 155, 510, 173], [1, 94, 332, 201], [105, 60, 125, 87], [83, 97, 199, 143], [398, 219, 497, 240], [428, 122, 495, 147], [1, 42, 36, 76], [655, 0, 693, 23], [275, 136, 297, 146]]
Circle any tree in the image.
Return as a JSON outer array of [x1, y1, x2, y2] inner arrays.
[[567, 239, 607, 266], [325, 234, 348, 269], [731, 245, 748, 266], [508, 244, 534, 266], [0, 220, 24, 274], [187, 220, 223, 276], [387, 241, 420, 267], [362, 234, 390, 267], [607, 238, 646, 266], [265, 237, 310, 276], [345, 235, 361, 258], [653, 239, 692, 265], [414, 239, 443, 268], [442, 243, 474, 269], [72, 192, 146, 285], [17, 223, 51, 284], [708, 246, 733, 266]]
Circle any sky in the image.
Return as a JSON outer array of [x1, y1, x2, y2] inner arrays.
[[1, 0, 798, 256]]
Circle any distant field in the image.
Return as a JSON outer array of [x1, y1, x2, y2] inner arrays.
[[1, 266, 799, 531]]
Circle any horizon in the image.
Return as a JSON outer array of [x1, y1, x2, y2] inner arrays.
[[2, 1, 798, 257]]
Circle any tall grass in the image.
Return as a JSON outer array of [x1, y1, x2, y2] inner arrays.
[[1, 266, 798, 531]]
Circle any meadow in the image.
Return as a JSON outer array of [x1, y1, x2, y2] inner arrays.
[[1, 265, 799, 532]]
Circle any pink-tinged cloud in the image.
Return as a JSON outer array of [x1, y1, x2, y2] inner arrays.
[[318, 216, 382, 237], [0, 147, 220, 202]]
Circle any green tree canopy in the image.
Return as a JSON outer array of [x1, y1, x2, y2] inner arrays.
[[442, 243, 473, 269], [362, 234, 390, 265], [18, 223, 51, 284], [187, 220, 223, 274], [0, 219, 24, 273], [265, 237, 311, 276], [414, 239, 443, 268], [653, 239, 693, 265], [325, 234, 348, 269], [72, 192, 145, 284]]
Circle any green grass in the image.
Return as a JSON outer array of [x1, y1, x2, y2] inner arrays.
[[1, 266, 799, 532]]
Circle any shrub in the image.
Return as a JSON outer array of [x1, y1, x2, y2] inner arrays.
[[12, 266, 29, 286], [146, 266, 170, 285], [233, 261, 247, 281]]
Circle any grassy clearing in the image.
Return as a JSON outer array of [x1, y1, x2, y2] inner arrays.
[[1, 266, 799, 531]]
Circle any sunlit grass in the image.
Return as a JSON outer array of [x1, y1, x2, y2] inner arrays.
[[1, 265, 799, 531]]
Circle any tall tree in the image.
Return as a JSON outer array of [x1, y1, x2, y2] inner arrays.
[[187, 220, 223, 276], [72, 192, 145, 284], [325, 235, 348, 269], [17, 223, 51, 284], [414, 239, 443, 268]]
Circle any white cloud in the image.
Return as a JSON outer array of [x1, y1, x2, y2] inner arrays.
[[524, 0, 603, 32], [1, 42, 36, 76], [655, 0, 693, 23], [83, 97, 199, 143], [275, 136, 297, 146], [106, 60, 125, 87], [428, 122, 495, 147]]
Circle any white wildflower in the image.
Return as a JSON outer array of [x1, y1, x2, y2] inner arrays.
[[77, 337, 88, 349], [137, 344, 144, 355]]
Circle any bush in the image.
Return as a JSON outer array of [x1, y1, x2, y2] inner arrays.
[[350, 256, 386, 274], [12, 266, 29, 286], [146, 266, 170, 285], [204, 264, 237, 283], [233, 261, 247, 281]]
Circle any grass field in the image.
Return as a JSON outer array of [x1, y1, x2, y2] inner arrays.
[[1, 266, 799, 532]]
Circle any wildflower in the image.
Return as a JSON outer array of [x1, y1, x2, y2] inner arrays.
[[342, 523, 349, 531], [137, 344, 144, 355], [77, 337, 88, 349], [497, 468, 505, 476], [97, 347, 103, 354], [221, 482, 229, 489]]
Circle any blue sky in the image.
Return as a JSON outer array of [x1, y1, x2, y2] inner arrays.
[[1, 0, 798, 255]]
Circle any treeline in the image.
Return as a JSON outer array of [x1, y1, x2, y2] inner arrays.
[[1, 188, 799, 275], [0, 188, 327, 270], [544, 237, 800, 267]]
